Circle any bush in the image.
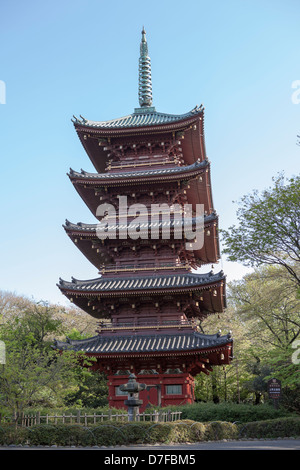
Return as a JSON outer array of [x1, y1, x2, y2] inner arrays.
[[280, 386, 300, 413], [27, 424, 94, 446], [0, 425, 28, 446], [0, 417, 298, 446], [163, 402, 294, 423], [89, 421, 206, 445], [239, 417, 300, 439], [0, 420, 235, 446], [205, 421, 239, 440], [168, 420, 206, 443]]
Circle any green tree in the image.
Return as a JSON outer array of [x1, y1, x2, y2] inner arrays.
[[0, 303, 93, 417], [64, 370, 108, 408], [221, 174, 300, 288], [199, 305, 254, 403], [62, 328, 108, 408], [228, 266, 300, 351], [227, 266, 300, 406], [243, 358, 272, 404], [18, 301, 63, 348], [264, 345, 300, 389], [0, 290, 33, 322]]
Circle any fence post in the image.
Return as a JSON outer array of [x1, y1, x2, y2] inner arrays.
[[36, 411, 40, 425], [77, 410, 81, 425]]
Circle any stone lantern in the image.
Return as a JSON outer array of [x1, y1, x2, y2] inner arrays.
[[119, 373, 146, 421]]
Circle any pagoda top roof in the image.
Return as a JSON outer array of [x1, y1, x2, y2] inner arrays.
[[71, 105, 204, 131], [58, 270, 225, 295], [53, 330, 232, 356], [71, 30, 203, 133]]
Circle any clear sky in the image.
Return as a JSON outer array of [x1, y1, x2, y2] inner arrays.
[[0, 0, 299, 306]]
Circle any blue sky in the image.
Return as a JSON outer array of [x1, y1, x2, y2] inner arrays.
[[0, 0, 299, 305]]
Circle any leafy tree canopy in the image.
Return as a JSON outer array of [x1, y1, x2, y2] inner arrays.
[[228, 265, 300, 351], [221, 173, 300, 287]]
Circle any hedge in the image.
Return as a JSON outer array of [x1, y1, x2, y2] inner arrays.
[[0, 420, 231, 446], [0, 417, 299, 446], [239, 417, 300, 439], [167, 402, 294, 423]]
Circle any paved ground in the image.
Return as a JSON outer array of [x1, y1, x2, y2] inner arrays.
[[123, 439, 300, 450], [1, 439, 300, 451]]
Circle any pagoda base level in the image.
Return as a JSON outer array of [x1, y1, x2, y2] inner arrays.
[[108, 372, 195, 412]]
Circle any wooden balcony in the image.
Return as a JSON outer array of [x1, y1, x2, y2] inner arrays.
[[96, 319, 197, 334], [99, 261, 191, 274]]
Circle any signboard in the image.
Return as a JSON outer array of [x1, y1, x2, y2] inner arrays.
[[267, 378, 281, 407]]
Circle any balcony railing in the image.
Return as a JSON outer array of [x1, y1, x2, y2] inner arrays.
[[99, 261, 191, 274], [96, 319, 196, 332], [106, 158, 179, 171]]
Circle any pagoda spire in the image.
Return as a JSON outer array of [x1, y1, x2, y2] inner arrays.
[[138, 27, 153, 108]]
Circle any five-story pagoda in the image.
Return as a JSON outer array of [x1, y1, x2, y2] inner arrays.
[[55, 29, 233, 410]]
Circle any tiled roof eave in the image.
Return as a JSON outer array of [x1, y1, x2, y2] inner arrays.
[[68, 160, 209, 185], [63, 212, 218, 235], [58, 286, 222, 299], [84, 345, 232, 359], [72, 106, 204, 134], [53, 331, 232, 357], [57, 271, 225, 297], [75, 120, 199, 137], [70, 171, 204, 186]]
